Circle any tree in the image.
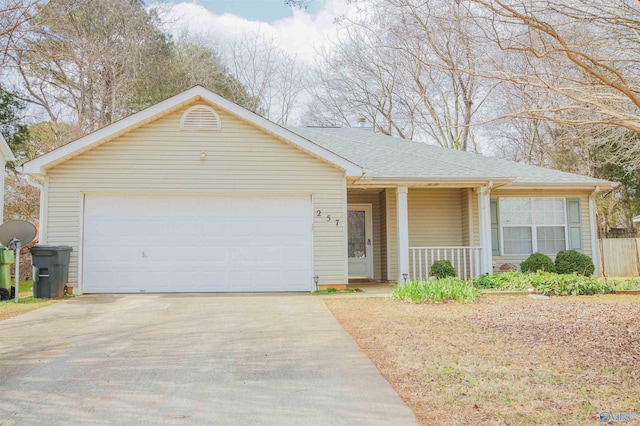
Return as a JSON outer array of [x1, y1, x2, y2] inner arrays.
[[305, 0, 494, 150], [221, 30, 307, 124], [5, 0, 253, 137], [134, 38, 255, 113], [0, 89, 39, 222], [465, 0, 640, 136], [0, 0, 42, 67], [0, 89, 28, 171]]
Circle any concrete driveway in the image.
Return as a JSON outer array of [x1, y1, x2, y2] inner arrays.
[[0, 294, 417, 425]]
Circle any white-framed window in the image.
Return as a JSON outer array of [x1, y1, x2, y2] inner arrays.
[[500, 197, 567, 255]]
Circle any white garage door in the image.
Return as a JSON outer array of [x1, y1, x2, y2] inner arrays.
[[82, 195, 312, 293]]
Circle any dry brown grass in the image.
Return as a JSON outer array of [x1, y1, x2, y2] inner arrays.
[[325, 295, 640, 425]]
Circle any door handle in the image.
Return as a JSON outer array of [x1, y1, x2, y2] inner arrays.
[[367, 239, 371, 245]]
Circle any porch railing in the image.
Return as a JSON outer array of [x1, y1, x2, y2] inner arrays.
[[409, 246, 482, 280]]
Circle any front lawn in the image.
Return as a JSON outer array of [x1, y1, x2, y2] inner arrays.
[[0, 281, 59, 321], [325, 295, 640, 425]]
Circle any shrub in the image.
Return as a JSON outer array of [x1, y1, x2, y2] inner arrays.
[[473, 271, 613, 295], [611, 279, 640, 291], [392, 278, 479, 303], [473, 272, 530, 291], [520, 253, 556, 273], [555, 250, 595, 276], [530, 273, 612, 296], [430, 260, 456, 279]]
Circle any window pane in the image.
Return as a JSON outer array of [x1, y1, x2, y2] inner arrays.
[[503, 227, 533, 255], [534, 198, 565, 225], [501, 198, 532, 225], [537, 226, 566, 254], [348, 210, 366, 258]]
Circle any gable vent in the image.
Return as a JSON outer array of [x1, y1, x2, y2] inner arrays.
[[180, 105, 222, 131]]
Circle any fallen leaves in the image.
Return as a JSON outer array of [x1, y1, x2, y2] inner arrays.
[[325, 295, 640, 426]]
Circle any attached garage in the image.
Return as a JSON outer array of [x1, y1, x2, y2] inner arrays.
[[82, 194, 312, 293], [22, 87, 360, 294]]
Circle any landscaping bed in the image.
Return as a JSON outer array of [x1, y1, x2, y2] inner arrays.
[[325, 295, 640, 425]]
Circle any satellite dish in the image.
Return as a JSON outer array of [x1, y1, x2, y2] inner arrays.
[[0, 220, 37, 248]]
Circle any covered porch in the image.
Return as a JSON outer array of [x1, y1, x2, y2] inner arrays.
[[347, 185, 494, 282]]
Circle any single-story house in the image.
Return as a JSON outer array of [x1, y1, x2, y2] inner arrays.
[[0, 133, 16, 223], [22, 86, 615, 294]]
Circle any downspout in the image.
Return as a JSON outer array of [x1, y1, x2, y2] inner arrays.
[[589, 186, 602, 277], [24, 172, 45, 242]]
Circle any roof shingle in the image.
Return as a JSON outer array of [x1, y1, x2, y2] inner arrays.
[[289, 127, 612, 186]]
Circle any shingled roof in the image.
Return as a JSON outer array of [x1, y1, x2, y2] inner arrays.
[[289, 126, 614, 187]]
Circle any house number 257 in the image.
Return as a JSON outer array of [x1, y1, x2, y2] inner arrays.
[[317, 210, 339, 226]]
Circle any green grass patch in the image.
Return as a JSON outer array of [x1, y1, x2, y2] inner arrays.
[[392, 278, 480, 303], [0, 281, 71, 321], [312, 287, 357, 295], [18, 280, 33, 292], [473, 272, 615, 296]]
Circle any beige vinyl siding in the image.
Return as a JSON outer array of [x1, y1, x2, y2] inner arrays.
[[347, 189, 382, 280], [490, 189, 593, 271], [45, 102, 347, 289], [461, 189, 470, 246], [386, 188, 466, 281]]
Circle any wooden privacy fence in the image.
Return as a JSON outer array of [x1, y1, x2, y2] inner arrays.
[[600, 238, 640, 277]]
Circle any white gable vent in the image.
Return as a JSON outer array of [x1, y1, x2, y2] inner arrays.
[[180, 105, 221, 131]]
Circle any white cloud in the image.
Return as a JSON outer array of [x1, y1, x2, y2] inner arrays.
[[154, 0, 351, 63]]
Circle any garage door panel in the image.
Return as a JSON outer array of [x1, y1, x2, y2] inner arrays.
[[83, 195, 312, 293]]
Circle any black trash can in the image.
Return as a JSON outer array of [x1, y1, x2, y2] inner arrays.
[[30, 245, 73, 299]]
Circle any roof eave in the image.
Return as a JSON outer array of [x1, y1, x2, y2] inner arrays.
[[500, 181, 618, 191], [0, 133, 16, 162], [349, 176, 514, 187]]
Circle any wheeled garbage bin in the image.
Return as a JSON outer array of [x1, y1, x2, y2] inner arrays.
[[0, 249, 14, 300], [29, 245, 73, 299]]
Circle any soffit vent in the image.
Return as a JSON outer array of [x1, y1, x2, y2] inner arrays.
[[180, 105, 222, 131]]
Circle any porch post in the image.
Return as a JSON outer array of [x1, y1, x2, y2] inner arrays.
[[396, 187, 410, 282], [477, 185, 493, 275]]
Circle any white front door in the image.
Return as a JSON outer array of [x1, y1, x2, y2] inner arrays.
[[348, 204, 373, 278]]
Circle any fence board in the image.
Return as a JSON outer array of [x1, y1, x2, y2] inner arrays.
[[600, 238, 640, 277]]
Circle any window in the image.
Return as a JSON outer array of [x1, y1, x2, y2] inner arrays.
[[500, 197, 567, 255]]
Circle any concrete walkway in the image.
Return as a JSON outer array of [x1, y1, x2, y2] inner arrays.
[[0, 294, 416, 425]]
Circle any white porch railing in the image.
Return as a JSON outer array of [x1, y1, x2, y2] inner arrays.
[[409, 247, 482, 280]]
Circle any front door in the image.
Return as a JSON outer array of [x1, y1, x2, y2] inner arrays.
[[348, 204, 373, 278]]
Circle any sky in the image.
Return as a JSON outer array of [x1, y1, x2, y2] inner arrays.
[[154, 0, 351, 63], [169, 0, 320, 23]]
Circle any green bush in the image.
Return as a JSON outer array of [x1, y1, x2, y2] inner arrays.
[[473, 271, 613, 296], [611, 279, 640, 291], [520, 252, 556, 273], [530, 273, 612, 296], [473, 272, 530, 291], [392, 278, 479, 303], [430, 260, 457, 279], [555, 250, 595, 276]]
